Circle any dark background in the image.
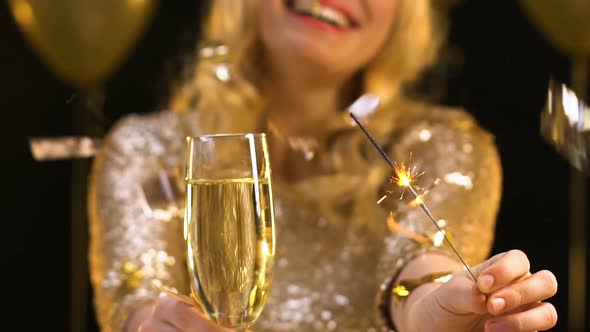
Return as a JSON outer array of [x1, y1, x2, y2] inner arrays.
[[3, 0, 588, 331]]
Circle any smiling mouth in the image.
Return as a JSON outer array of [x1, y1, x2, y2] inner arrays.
[[284, 0, 356, 29]]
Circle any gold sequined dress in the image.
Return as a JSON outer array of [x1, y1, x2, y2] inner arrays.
[[88, 103, 502, 332]]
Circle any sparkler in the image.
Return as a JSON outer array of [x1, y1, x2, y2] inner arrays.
[[348, 106, 477, 282]]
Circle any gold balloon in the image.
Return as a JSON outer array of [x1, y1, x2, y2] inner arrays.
[[7, 0, 157, 88], [518, 0, 590, 55]]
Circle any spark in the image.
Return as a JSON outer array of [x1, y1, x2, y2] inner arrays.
[[377, 157, 425, 204], [391, 158, 424, 199], [350, 109, 477, 282]]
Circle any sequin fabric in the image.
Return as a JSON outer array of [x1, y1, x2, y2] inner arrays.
[[88, 105, 501, 332]]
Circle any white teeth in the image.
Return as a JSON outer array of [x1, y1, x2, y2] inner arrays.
[[316, 6, 349, 28], [291, 0, 350, 28]]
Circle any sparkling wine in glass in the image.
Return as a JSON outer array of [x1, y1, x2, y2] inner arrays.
[[184, 133, 275, 329]]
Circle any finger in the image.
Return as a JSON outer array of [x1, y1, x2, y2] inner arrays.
[[484, 302, 558, 332], [502, 300, 541, 316], [434, 272, 488, 315], [470, 252, 508, 277], [487, 270, 558, 315], [476, 250, 530, 294], [139, 320, 181, 332], [152, 294, 233, 332], [173, 306, 231, 332], [152, 294, 206, 329]]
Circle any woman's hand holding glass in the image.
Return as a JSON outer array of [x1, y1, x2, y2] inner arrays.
[[136, 294, 234, 332], [129, 133, 275, 332]]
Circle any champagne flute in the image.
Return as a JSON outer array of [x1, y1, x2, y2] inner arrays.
[[184, 133, 276, 329]]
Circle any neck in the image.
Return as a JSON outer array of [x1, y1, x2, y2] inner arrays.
[[262, 66, 357, 136], [260, 61, 359, 182], [266, 85, 340, 134]]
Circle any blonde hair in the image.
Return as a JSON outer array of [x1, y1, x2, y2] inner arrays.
[[169, 0, 445, 223], [169, 0, 263, 133]]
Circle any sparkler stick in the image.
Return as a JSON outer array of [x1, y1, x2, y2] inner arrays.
[[349, 112, 477, 281]]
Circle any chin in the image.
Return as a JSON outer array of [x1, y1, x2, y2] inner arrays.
[[259, 0, 366, 78], [293, 46, 349, 77], [267, 30, 356, 74]]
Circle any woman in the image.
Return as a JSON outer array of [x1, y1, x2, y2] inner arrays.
[[88, 0, 558, 331]]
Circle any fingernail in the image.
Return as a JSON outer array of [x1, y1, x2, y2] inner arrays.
[[491, 297, 506, 312], [478, 275, 494, 292], [486, 319, 508, 332]]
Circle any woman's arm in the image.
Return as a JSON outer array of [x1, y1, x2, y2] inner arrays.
[[88, 112, 188, 332], [379, 108, 556, 331], [391, 252, 465, 331], [376, 107, 502, 329]]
